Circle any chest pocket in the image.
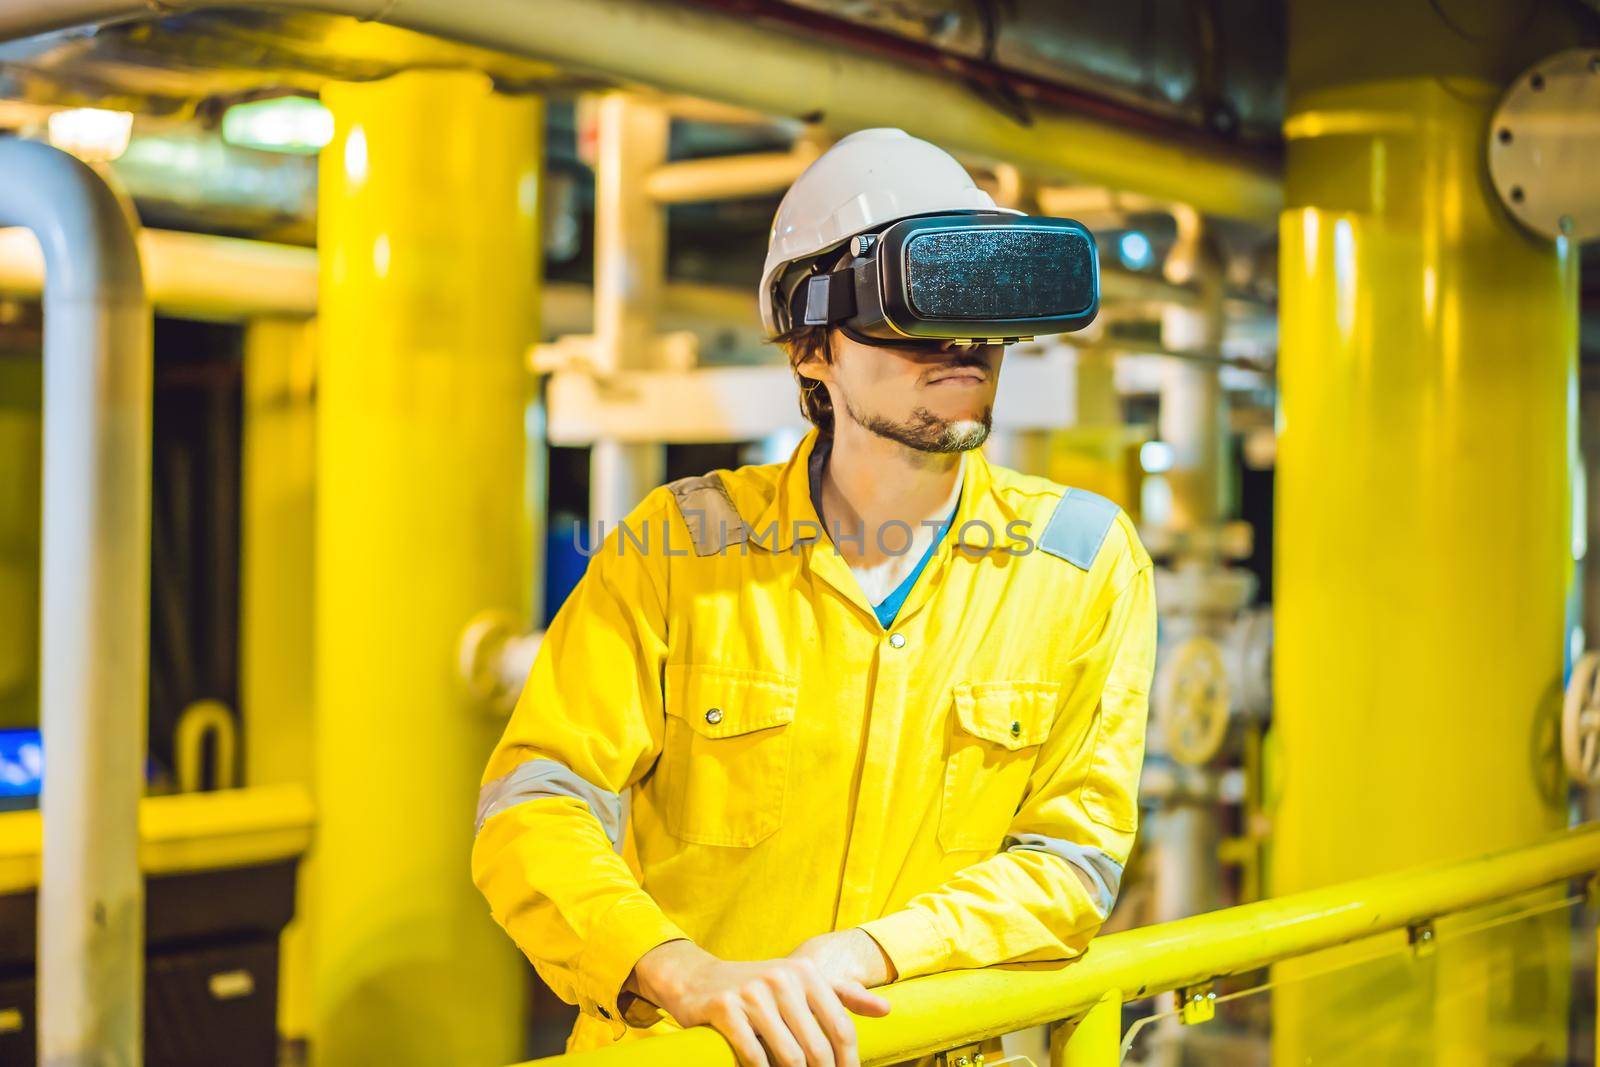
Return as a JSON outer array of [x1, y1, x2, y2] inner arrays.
[[938, 681, 1060, 853], [659, 664, 797, 847]]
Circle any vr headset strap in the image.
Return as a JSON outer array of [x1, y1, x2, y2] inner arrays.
[[801, 269, 857, 327]]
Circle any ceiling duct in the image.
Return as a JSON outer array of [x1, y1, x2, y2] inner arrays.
[[705, 0, 1285, 142]]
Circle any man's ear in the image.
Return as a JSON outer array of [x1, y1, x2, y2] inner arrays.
[[794, 330, 837, 384], [796, 354, 833, 384]]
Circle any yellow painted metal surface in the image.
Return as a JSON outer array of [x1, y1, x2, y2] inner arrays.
[[174, 699, 240, 793], [240, 316, 318, 1042], [514, 821, 1600, 1067], [1050, 988, 1121, 1067], [0, 347, 39, 730], [0, 784, 314, 894], [315, 70, 538, 1065], [1273, 2, 1582, 1062], [1039, 429, 1143, 520], [241, 317, 316, 791]]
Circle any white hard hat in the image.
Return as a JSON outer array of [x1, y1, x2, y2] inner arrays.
[[759, 127, 1021, 336]]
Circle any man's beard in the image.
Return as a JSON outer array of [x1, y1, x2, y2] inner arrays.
[[841, 394, 992, 453]]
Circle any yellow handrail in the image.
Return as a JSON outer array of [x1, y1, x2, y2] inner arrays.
[[520, 821, 1600, 1066]]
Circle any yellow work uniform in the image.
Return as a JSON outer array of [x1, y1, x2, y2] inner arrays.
[[472, 428, 1156, 1055]]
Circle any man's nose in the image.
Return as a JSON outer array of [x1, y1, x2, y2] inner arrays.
[[937, 340, 1002, 357]]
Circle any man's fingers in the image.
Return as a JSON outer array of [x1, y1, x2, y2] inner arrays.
[[743, 983, 809, 1067], [801, 971, 862, 1067], [709, 994, 771, 1067], [833, 979, 891, 1018], [770, 972, 837, 1067]]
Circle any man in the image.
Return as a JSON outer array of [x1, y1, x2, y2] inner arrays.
[[473, 128, 1156, 1067]]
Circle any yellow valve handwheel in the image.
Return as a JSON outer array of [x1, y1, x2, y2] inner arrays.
[[1156, 637, 1231, 766], [1562, 651, 1600, 788]]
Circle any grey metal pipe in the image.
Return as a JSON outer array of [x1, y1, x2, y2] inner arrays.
[[1158, 227, 1229, 537], [590, 92, 668, 526], [0, 139, 151, 1067], [0, 0, 1280, 223]]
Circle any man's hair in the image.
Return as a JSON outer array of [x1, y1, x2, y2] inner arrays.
[[770, 322, 834, 434], [770, 244, 857, 434]]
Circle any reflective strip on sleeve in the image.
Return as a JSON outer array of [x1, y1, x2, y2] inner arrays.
[[475, 758, 623, 847], [1004, 833, 1122, 917]]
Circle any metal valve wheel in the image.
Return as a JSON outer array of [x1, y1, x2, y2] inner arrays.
[[1155, 636, 1232, 766], [1563, 651, 1600, 788]]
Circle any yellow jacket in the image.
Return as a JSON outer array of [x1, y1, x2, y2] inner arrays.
[[472, 430, 1156, 1055]]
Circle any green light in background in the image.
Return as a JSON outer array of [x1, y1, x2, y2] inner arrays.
[[222, 96, 333, 155]]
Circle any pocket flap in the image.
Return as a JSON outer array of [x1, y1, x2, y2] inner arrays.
[[952, 682, 1060, 750], [665, 664, 798, 738]]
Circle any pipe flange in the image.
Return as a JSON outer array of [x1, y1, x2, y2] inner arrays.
[[458, 609, 544, 713], [458, 609, 521, 707], [1224, 606, 1273, 721], [1487, 50, 1600, 241]]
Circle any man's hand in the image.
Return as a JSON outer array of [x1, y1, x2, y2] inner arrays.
[[788, 929, 898, 989], [628, 937, 892, 1067]]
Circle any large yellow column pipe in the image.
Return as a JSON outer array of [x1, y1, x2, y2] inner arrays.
[[315, 71, 538, 1064], [1273, 3, 1582, 1063]]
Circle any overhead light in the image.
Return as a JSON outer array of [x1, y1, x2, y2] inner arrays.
[[1118, 230, 1153, 271], [1139, 439, 1174, 474], [47, 108, 134, 163], [222, 96, 334, 155]]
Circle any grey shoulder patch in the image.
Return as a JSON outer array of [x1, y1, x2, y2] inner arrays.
[[666, 473, 747, 557], [1038, 488, 1120, 570]]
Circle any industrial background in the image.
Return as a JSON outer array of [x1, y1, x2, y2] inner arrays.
[[0, 1, 1597, 1065]]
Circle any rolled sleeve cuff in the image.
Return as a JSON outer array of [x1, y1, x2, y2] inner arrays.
[[576, 894, 691, 1040], [857, 907, 951, 982]]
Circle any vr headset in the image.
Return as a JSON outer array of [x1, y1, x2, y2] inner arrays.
[[792, 211, 1099, 347]]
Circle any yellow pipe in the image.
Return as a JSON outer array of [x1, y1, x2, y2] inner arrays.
[[644, 147, 819, 205], [515, 822, 1600, 1067], [315, 70, 538, 1064], [1050, 989, 1121, 1067], [238, 318, 316, 786], [15, 232, 1208, 342], [1273, 2, 1584, 1062], [240, 315, 318, 1046], [0, 228, 318, 319]]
